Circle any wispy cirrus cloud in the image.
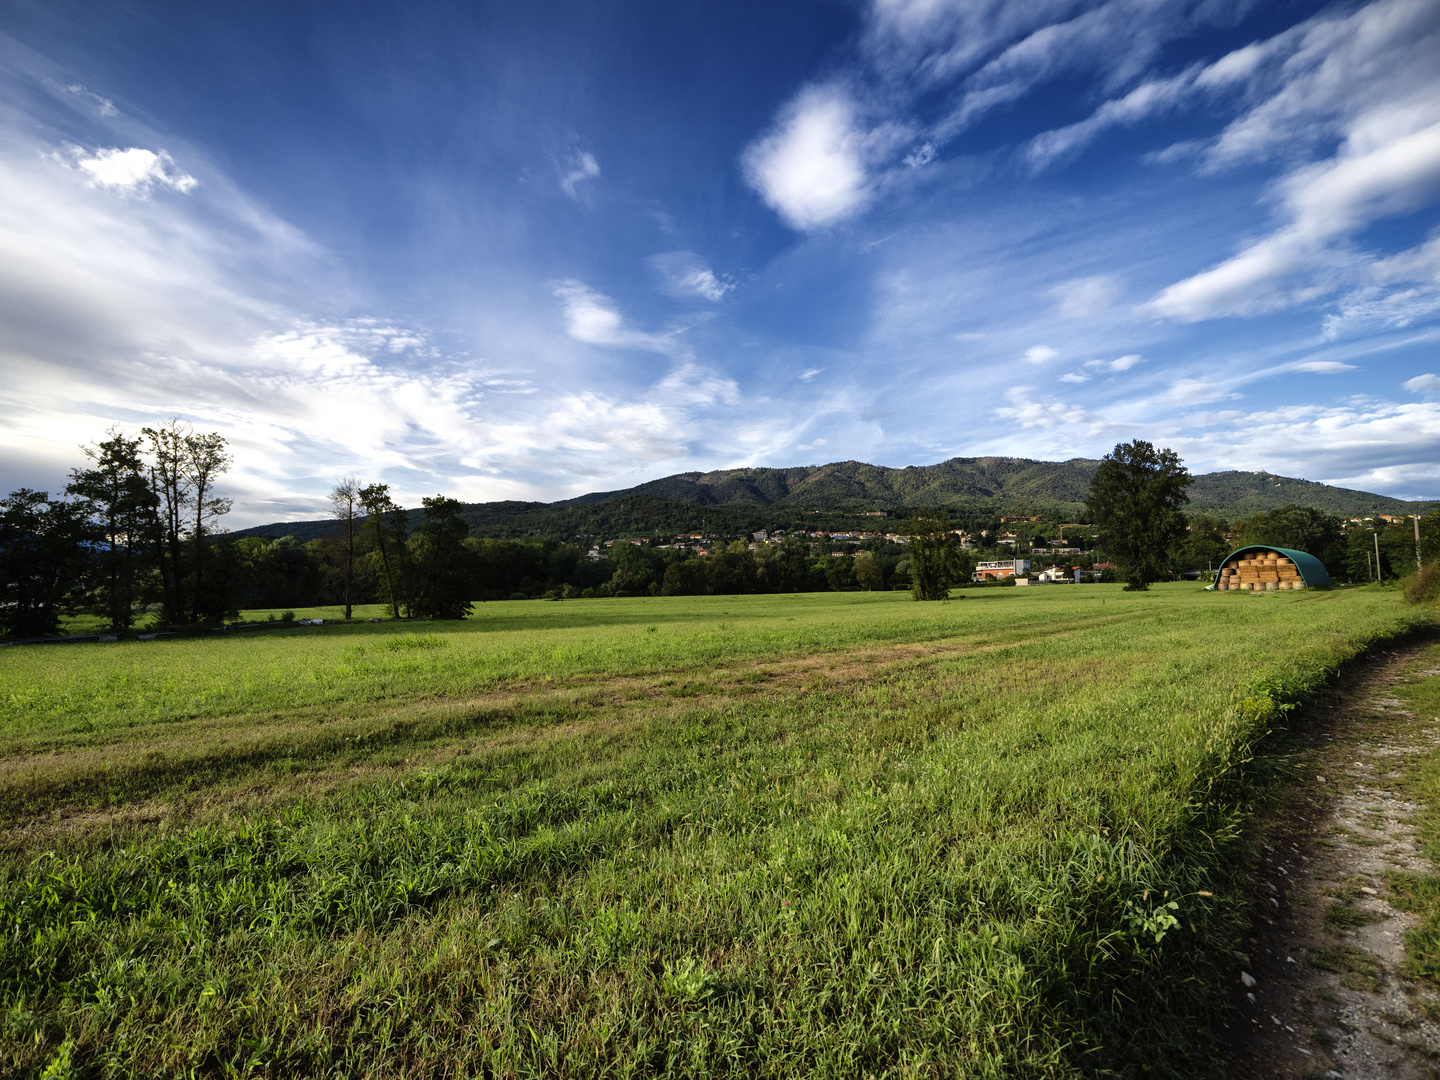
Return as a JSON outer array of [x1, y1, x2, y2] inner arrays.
[[1140, 0, 1440, 324], [558, 149, 600, 198], [1085, 353, 1143, 373], [648, 251, 734, 302], [742, 0, 1258, 231]]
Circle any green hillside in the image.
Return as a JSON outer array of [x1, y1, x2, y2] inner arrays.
[[567, 457, 1434, 519], [233, 457, 1436, 542], [569, 457, 1101, 509]]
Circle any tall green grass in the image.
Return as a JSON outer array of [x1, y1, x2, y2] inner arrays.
[[0, 585, 1426, 1077]]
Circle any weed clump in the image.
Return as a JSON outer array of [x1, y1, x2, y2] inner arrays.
[[1405, 563, 1440, 605]]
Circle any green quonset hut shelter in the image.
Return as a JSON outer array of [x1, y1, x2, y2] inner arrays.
[[1210, 545, 1331, 591]]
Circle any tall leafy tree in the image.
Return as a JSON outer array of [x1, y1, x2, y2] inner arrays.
[[660, 557, 707, 596], [1171, 514, 1230, 574], [854, 550, 885, 591], [759, 536, 812, 593], [139, 422, 232, 623], [904, 512, 964, 600], [329, 477, 361, 620], [183, 431, 232, 621], [142, 421, 192, 622], [1419, 509, 1440, 566], [65, 428, 157, 631], [705, 541, 757, 595], [0, 489, 95, 639], [359, 483, 404, 619], [1086, 440, 1192, 591], [410, 496, 473, 619]]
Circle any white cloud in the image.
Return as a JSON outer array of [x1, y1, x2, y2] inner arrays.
[[1023, 344, 1059, 364], [1405, 373, 1440, 397], [649, 251, 734, 302], [559, 150, 600, 198], [1151, 121, 1440, 320], [1290, 360, 1356, 374], [1059, 372, 1087, 383], [1024, 65, 1203, 170], [1141, 0, 1440, 322], [995, 385, 1092, 429], [799, 367, 823, 381], [64, 145, 197, 195], [1323, 233, 1440, 337], [1084, 353, 1144, 372], [1168, 398, 1440, 498], [742, 86, 872, 231], [551, 280, 677, 354]]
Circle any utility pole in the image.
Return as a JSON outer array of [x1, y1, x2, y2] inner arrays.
[[1374, 527, 1383, 583], [1417, 514, 1424, 573]]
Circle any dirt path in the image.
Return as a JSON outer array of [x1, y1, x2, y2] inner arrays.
[[1224, 633, 1440, 1078]]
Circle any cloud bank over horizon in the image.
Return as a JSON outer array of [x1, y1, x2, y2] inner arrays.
[[2, 0, 1439, 524]]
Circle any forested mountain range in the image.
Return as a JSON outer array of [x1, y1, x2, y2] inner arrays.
[[234, 456, 1437, 543]]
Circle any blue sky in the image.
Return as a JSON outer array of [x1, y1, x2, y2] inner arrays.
[[3, 0, 1440, 524]]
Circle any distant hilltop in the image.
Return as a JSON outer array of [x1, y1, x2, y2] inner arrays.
[[560, 457, 1435, 519], [234, 456, 1438, 543]]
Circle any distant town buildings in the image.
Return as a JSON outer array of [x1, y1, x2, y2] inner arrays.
[[974, 558, 1030, 581]]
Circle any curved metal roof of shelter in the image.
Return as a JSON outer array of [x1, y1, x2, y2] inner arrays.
[[1214, 545, 1332, 587]]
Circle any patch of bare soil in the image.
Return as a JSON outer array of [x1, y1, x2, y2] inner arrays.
[[1223, 634, 1440, 1079]]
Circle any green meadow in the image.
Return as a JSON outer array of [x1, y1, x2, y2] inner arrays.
[[0, 585, 1427, 1078]]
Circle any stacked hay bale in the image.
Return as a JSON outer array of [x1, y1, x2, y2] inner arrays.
[[1215, 550, 1306, 592]]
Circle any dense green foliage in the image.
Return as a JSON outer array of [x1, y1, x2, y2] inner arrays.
[[0, 489, 93, 639], [904, 512, 966, 600], [0, 586, 1425, 1077], [1087, 441, 1192, 590]]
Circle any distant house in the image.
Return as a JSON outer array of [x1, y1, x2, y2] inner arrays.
[[974, 558, 1030, 582]]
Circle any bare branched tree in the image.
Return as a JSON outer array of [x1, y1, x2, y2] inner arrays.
[[329, 477, 361, 620]]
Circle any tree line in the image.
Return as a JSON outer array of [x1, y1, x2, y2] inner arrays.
[[1085, 439, 1439, 590], [6, 432, 1436, 638], [0, 427, 486, 638]]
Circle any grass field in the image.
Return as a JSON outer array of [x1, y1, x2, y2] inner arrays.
[[0, 585, 1428, 1078]]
